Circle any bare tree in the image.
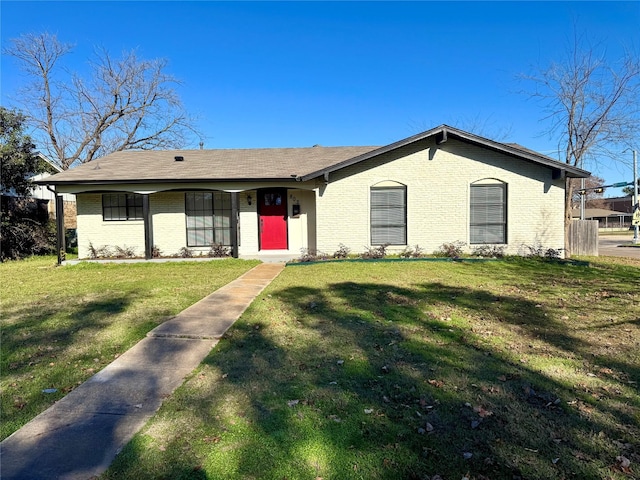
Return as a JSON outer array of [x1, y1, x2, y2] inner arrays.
[[408, 114, 514, 142], [3, 32, 199, 170], [521, 32, 640, 254]]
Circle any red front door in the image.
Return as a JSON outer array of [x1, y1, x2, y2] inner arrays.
[[259, 189, 288, 250]]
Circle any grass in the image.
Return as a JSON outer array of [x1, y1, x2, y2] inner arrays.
[[0, 255, 260, 440], [100, 256, 639, 480]]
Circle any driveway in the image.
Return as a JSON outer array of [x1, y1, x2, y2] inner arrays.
[[598, 233, 640, 259]]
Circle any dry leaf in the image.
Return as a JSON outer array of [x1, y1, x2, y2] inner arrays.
[[617, 456, 631, 468], [474, 406, 493, 417]]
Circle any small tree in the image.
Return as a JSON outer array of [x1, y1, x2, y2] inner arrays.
[[0, 107, 41, 196], [0, 107, 55, 260], [621, 180, 640, 197], [3, 32, 200, 170], [521, 32, 640, 255]]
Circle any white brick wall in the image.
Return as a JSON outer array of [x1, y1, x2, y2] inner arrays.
[[239, 190, 259, 255], [315, 137, 565, 256], [76, 188, 319, 258], [77, 194, 145, 258], [150, 192, 188, 257]]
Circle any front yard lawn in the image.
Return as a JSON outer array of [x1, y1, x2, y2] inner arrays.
[[0, 256, 259, 440], [102, 257, 639, 480]]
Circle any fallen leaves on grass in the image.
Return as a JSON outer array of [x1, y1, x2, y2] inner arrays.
[[474, 405, 493, 418], [611, 455, 633, 475]]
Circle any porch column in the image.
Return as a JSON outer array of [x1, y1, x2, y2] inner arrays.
[[143, 194, 153, 259], [55, 195, 66, 265], [230, 192, 239, 258]]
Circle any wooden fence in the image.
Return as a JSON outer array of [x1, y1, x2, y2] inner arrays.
[[569, 220, 599, 256]]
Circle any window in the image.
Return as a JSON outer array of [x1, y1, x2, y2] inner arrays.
[[185, 192, 232, 246], [470, 183, 507, 244], [102, 193, 143, 221], [371, 186, 407, 245]]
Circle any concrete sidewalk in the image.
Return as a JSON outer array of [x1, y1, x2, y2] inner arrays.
[[0, 262, 285, 480]]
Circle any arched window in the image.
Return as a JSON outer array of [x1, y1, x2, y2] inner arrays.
[[470, 180, 507, 244], [370, 182, 407, 245]]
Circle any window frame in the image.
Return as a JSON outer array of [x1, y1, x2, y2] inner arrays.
[[370, 185, 407, 246], [102, 193, 143, 221], [185, 191, 232, 247], [469, 183, 507, 244]]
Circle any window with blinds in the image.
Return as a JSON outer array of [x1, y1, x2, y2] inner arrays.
[[185, 192, 232, 247], [102, 193, 143, 221], [470, 184, 507, 244], [370, 186, 407, 245]]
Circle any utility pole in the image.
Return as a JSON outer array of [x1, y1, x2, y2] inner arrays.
[[580, 177, 585, 220], [633, 150, 639, 244]]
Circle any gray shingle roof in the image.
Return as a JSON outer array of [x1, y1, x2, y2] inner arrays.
[[39, 125, 590, 186], [42, 146, 380, 185]]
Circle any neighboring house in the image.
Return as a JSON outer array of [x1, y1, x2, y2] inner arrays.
[[596, 195, 635, 214], [37, 125, 589, 260], [572, 208, 632, 229], [2, 153, 74, 202], [31, 170, 77, 231], [2, 153, 77, 227]]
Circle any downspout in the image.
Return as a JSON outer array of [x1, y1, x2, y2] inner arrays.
[[46, 185, 66, 265]]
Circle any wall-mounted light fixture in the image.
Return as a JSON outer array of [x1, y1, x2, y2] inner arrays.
[[247, 194, 252, 205]]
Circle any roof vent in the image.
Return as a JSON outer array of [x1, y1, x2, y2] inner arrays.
[[174, 155, 184, 162]]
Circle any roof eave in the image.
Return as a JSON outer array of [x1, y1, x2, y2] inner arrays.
[[34, 177, 304, 186], [443, 128, 590, 178], [300, 125, 591, 181]]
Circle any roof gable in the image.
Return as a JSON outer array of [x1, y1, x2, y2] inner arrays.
[[299, 125, 589, 181]]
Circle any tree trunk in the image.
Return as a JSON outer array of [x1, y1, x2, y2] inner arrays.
[[564, 178, 574, 258]]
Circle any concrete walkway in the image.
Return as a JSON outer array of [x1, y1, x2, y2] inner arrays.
[[0, 262, 285, 480]]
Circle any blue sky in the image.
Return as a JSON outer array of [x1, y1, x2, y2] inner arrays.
[[2, 1, 639, 192]]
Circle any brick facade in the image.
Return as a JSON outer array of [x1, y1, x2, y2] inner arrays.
[[315, 137, 565, 256], [73, 137, 567, 259]]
